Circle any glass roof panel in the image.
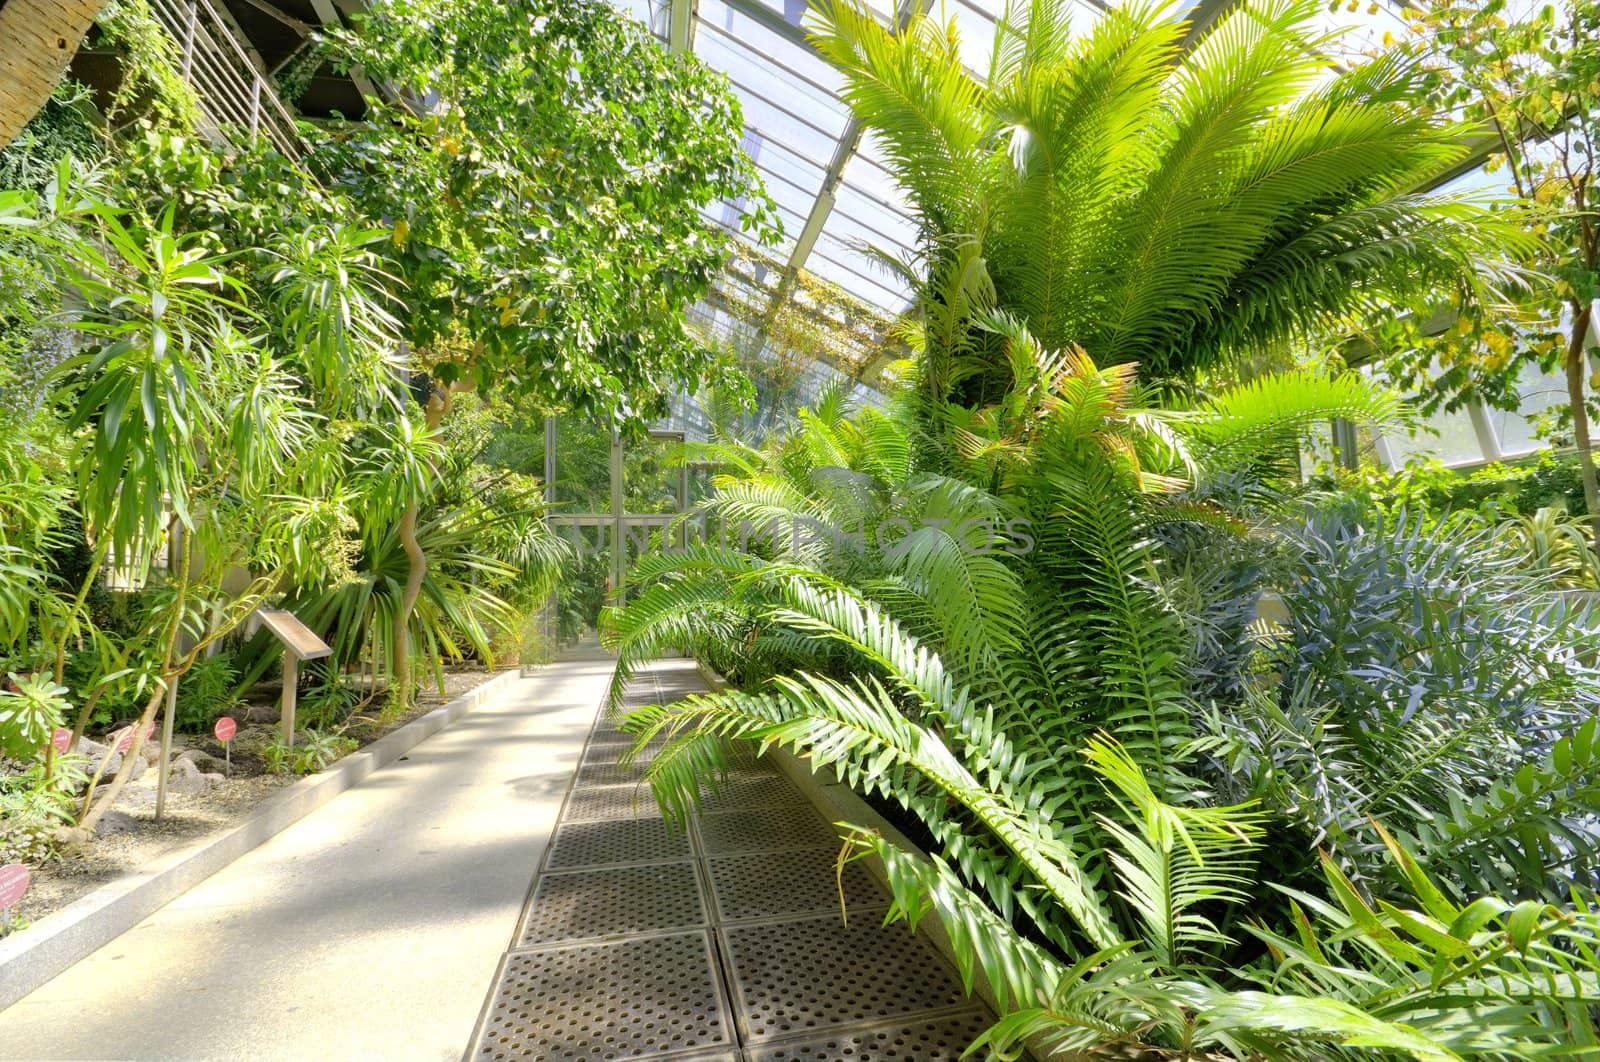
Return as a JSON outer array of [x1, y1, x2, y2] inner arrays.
[[620, 0, 667, 36], [943, 1, 1001, 74], [805, 249, 909, 311], [1295, 0, 1410, 69], [740, 0, 900, 26], [1494, 362, 1567, 458], [699, 0, 850, 89], [737, 135, 828, 201], [823, 201, 919, 257]]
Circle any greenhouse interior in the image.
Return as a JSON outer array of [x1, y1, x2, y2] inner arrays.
[[4, 0, 1600, 1058]]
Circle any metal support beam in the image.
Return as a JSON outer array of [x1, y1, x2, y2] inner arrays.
[[755, 136, 852, 336], [1178, 0, 1240, 51], [1468, 403, 1504, 464], [749, 0, 932, 354], [1329, 418, 1359, 471], [209, 0, 271, 76], [267, 36, 314, 77], [542, 415, 557, 650], [609, 432, 625, 603], [308, 0, 382, 102], [667, 0, 696, 52], [236, 0, 314, 36]]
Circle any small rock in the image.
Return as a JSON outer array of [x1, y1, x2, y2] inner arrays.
[[242, 702, 281, 724], [123, 753, 149, 781], [230, 726, 275, 757], [76, 737, 121, 780], [176, 748, 227, 773], [113, 780, 157, 808], [165, 757, 225, 794], [96, 810, 141, 836]]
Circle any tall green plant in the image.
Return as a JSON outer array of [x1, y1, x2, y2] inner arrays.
[[810, 0, 1526, 417]]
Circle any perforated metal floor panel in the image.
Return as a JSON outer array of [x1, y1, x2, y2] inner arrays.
[[584, 739, 661, 767], [578, 758, 649, 787], [474, 931, 733, 1061], [565, 783, 669, 822], [519, 863, 706, 946], [696, 771, 810, 812], [467, 658, 997, 1062], [696, 804, 843, 856], [706, 848, 882, 923], [547, 817, 693, 868], [745, 1010, 996, 1061], [721, 913, 970, 1042]]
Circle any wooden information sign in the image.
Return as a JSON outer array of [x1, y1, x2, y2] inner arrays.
[[254, 610, 332, 750], [255, 610, 333, 662]]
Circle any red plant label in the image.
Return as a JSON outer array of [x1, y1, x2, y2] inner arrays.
[[214, 717, 237, 743], [112, 722, 154, 754], [50, 728, 71, 754], [0, 864, 29, 908]]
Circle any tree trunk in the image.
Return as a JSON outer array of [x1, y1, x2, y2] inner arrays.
[[0, 0, 109, 147], [1563, 300, 1600, 553], [391, 501, 424, 710], [389, 384, 457, 711]]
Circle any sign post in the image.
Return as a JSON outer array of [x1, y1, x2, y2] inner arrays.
[[155, 517, 185, 822], [254, 610, 332, 750]]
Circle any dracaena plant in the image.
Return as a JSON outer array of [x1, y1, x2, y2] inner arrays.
[[0, 153, 417, 836]]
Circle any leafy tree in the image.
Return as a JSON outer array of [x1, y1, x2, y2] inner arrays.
[[1375, 0, 1600, 548], [311, 0, 776, 703]]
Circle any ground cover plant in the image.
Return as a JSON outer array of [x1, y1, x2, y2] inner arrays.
[[606, 1, 1600, 1056]]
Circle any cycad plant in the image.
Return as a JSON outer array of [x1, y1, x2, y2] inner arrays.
[[624, 583, 1600, 1057], [813, 0, 1527, 410], [1182, 505, 1600, 903]]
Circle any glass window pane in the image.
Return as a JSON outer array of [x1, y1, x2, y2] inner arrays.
[[1494, 363, 1568, 457], [1385, 407, 1485, 466]]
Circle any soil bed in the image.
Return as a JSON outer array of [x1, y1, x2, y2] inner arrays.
[[5, 668, 498, 935]]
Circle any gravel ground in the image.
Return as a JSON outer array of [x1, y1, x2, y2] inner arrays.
[[5, 668, 500, 935]]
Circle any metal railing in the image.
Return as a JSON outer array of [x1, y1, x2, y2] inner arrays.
[[148, 0, 304, 159]]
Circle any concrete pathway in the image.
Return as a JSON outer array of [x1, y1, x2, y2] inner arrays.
[[0, 649, 616, 1062]]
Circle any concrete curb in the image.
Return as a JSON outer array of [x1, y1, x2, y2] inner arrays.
[[692, 659, 1011, 1021], [0, 669, 522, 1010]]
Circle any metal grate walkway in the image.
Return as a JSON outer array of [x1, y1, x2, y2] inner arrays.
[[466, 658, 993, 1062]]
